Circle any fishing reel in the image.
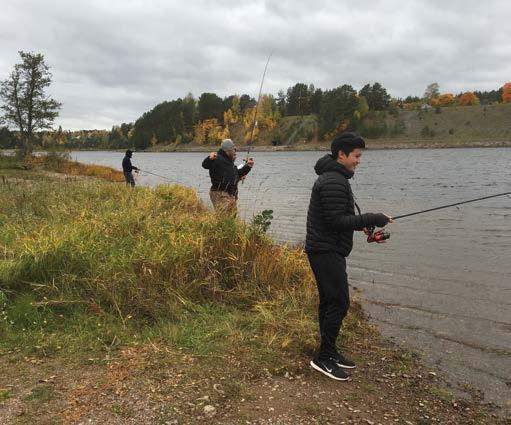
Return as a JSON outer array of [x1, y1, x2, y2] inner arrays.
[[365, 226, 391, 243]]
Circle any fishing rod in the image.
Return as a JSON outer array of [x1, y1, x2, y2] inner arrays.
[[239, 52, 272, 183], [366, 191, 511, 243], [137, 169, 173, 183], [246, 51, 273, 162], [393, 191, 511, 220]]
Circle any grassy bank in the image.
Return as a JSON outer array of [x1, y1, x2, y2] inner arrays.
[[0, 155, 508, 424]]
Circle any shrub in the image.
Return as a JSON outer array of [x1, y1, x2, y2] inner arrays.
[[420, 125, 435, 138]]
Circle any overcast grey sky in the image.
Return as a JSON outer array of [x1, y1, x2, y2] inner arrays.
[[1, 0, 509, 130]]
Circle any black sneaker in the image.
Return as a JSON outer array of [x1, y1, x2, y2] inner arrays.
[[331, 352, 356, 369], [310, 358, 350, 381]]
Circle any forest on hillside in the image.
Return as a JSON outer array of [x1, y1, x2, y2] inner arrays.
[[1, 81, 509, 150]]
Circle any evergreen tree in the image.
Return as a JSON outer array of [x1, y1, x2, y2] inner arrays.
[[239, 94, 255, 112], [319, 85, 358, 136], [359, 82, 391, 110], [310, 88, 323, 114], [198, 92, 223, 122], [286, 83, 310, 116]]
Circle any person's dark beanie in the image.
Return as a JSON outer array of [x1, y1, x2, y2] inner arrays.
[[126, 149, 133, 156], [331, 133, 365, 158]]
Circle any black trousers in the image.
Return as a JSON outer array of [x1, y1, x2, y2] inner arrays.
[[124, 172, 135, 187], [307, 251, 350, 361]]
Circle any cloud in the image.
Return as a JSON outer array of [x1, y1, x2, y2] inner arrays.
[[0, 0, 509, 129]]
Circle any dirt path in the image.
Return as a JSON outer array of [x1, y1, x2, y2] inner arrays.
[[1, 333, 508, 424]]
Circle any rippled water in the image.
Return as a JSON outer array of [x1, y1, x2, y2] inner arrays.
[[73, 148, 511, 410]]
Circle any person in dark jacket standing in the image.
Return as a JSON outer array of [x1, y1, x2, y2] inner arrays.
[[202, 139, 254, 213], [306, 133, 392, 381], [122, 150, 139, 187]]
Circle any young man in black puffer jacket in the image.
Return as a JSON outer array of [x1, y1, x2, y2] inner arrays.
[[306, 132, 392, 381]]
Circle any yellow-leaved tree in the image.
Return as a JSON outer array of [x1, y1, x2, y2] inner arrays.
[[224, 95, 241, 127], [242, 95, 277, 143], [502, 82, 511, 103], [194, 119, 226, 145], [431, 93, 454, 107], [324, 119, 350, 142]]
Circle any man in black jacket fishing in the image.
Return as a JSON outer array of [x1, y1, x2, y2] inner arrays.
[[202, 139, 254, 213], [306, 133, 392, 381], [122, 150, 139, 187]]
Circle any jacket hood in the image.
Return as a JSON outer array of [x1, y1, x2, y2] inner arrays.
[[314, 154, 353, 179]]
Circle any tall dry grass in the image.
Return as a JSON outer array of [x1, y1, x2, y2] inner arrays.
[[26, 153, 125, 181], [0, 162, 369, 362]]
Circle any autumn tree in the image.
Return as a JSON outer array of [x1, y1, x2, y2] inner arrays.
[[458, 92, 480, 106], [194, 118, 226, 145], [221, 96, 240, 143], [242, 94, 277, 143], [432, 93, 454, 107], [502, 83, 511, 103], [424, 83, 440, 104], [0, 51, 61, 154], [356, 96, 369, 117]]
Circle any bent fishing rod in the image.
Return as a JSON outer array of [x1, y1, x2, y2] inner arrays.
[[366, 191, 511, 243], [246, 51, 273, 163]]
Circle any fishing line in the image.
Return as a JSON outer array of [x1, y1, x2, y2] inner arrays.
[[137, 169, 174, 183]]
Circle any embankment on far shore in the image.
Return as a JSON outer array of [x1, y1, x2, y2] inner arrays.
[[145, 137, 511, 153], [145, 102, 511, 152], [0, 155, 508, 424]]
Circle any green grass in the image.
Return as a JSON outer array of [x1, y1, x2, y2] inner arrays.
[[0, 388, 13, 401], [429, 386, 455, 403], [0, 155, 21, 170], [276, 115, 319, 145], [23, 385, 55, 402]]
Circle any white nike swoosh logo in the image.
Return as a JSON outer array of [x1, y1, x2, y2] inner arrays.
[[325, 367, 333, 373]]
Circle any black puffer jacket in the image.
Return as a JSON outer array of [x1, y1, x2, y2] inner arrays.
[[202, 150, 251, 196], [305, 154, 388, 256]]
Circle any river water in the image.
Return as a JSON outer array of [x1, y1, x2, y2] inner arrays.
[[72, 148, 511, 411]]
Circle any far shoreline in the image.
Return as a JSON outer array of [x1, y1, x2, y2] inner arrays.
[[2, 139, 510, 155], [149, 139, 511, 153]]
